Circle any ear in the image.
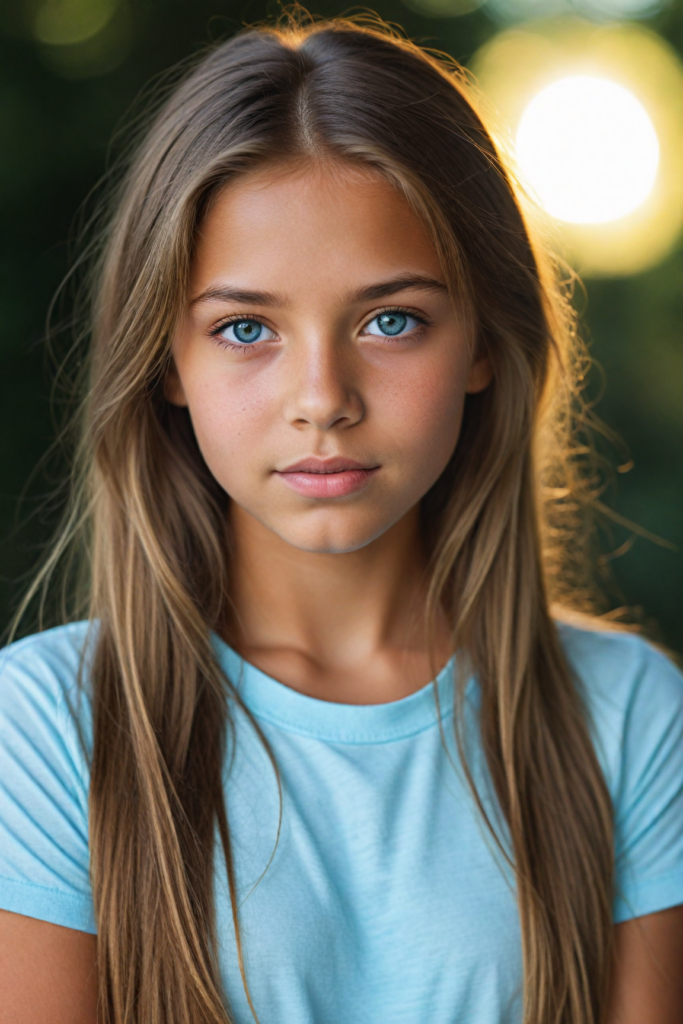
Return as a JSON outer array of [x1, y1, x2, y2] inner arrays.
[[465, 352, 493, 394], [164, 358, 189, 407]]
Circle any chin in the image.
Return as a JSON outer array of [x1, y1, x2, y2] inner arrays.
[[277, 512, 392, 556], [281, 530, 378, 556]]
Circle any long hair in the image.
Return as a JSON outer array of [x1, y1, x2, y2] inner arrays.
[[17, 15, 614, 1024]]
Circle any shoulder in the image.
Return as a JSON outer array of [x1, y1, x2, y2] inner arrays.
[[1, 620, 93, 673], [556, 618, 682, 713], [557, 617, 682, 719], [0, 621, 95, 755], [0, 621, 94, 690], [556, 619, 683, 787]]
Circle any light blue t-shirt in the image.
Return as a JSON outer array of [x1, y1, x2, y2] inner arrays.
[[0, 621, 682, 1023]]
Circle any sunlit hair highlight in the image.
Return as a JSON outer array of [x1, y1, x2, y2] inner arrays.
[[15, 14, 614, 1024]]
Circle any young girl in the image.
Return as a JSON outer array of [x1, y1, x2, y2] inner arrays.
[[0, 15, 681, 1024]]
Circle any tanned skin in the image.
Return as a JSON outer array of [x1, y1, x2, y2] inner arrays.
[[2, 164, 681, 1022]]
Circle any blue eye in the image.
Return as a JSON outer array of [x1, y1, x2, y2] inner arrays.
[[217, 319, 276, 345], [365, 311, 419, 337]]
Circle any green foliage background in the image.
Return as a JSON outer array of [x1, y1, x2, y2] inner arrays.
[[0, 0, 681, 650]]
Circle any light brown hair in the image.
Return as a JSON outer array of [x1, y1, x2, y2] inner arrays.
[[18, 14, 614, 1024]]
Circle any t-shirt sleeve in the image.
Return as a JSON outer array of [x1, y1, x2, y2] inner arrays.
[[609, 639, 683, 923], [0, 629, 96, 933]]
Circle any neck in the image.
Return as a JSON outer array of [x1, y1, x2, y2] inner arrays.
[[226, 504, 450, 704]]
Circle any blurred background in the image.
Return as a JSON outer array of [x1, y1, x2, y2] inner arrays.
[[0, 0, 681, 651]]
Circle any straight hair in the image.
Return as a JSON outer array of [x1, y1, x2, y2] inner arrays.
[[17, 14, 614, 1024]]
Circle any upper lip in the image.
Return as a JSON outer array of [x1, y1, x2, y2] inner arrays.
[[277, 457, 379, 474]]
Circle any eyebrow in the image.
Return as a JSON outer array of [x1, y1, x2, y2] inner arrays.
[[350, 275, 448, 303], [189, 274, 448, 309], [189, 286, 284, 308]]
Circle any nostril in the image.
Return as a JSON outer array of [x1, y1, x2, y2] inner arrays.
[[285, 386, 364, 432]]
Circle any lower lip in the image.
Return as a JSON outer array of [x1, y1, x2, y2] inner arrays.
[[276, 468, 379, 498]]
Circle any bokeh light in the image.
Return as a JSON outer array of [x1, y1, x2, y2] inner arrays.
[[401, 0, 484, 17], [27, 0, 132, 78], [471, 21, 683, 275], [485, 0, 671, 25], [516, 76, 659, 224], [33, 0, 119, 46]]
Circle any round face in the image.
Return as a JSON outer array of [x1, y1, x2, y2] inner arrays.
[[168, 160, 491, 554]]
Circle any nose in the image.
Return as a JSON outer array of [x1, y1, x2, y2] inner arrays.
[[284, 334, 364, 432]]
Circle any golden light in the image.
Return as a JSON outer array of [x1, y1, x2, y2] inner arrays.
[[470, 22, 683, 276], [516, 76, 659, 224]]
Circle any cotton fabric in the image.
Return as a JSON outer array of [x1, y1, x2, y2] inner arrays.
[[0, 621, 682, 1023]]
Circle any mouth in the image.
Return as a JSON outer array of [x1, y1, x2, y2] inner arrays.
[[275, 457, 380, 498]]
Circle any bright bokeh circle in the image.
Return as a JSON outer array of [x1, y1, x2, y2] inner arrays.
[[516, 75, 660, 224]]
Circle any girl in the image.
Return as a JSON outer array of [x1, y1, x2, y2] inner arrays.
[[0, 15, 681, 1024]]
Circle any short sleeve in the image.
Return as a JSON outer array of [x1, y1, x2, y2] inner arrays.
[[559, 623, 683, 924], [0, 625, 96, 933], [611, 641, 683, 923]]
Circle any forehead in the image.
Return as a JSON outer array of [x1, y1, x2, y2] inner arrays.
[[190, 160, 443, 294]]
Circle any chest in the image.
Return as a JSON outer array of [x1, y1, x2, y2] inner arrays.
[[214, 721, 524, 1024]]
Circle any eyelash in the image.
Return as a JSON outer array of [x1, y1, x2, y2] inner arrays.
[[361, 306, 432, 339], [209, 314, 269, 353], [208, 305, 433, 352]]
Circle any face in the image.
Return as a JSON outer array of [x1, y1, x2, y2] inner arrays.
[[168, 161, 491, 554]]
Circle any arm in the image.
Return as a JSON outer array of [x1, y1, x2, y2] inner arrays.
[[609, 905, 683, 1024], [0, 909, 98, 1024]]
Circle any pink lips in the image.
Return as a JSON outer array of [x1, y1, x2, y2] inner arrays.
[[275, 457, 380, 498]]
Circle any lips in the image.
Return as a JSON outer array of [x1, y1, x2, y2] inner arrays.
[[279, 457, 374, 474], [275, 457, 380, 498]]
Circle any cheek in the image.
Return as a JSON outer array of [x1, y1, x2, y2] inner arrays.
[[180, 366, 276, 482], [372, 348, 468, 475]]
